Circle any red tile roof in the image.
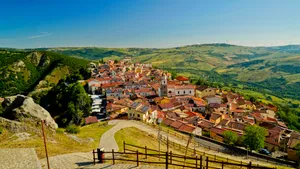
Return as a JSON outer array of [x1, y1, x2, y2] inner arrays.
[[85, 116, 98, 124], [163, 118, 175, 126], [178, 124, 196, 134], [170, 120, 185, 129], [176, 76, 189, 81]]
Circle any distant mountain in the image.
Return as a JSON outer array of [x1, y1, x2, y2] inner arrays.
[[0, 50, 89, 97], [45, 44, 300, 100]]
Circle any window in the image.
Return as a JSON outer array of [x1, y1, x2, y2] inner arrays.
[[178, 91, 179, 94], [190, 91, 192, 94], [137, 114, 140, 118], [169, 91, 172, 93], [184, 91, 185, 94]]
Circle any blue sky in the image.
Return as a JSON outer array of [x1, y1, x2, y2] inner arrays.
[[1, 0, 300, 48]]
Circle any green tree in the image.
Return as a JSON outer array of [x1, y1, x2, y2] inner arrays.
[[244, 125, 267, 151], [223, 131, 238, 145], [41, 79, 91, 127]]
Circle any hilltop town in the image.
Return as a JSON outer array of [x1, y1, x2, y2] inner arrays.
[[84, 58, 300, 162]]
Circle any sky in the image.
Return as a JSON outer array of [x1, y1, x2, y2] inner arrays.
[[1, 0, 300, 48]]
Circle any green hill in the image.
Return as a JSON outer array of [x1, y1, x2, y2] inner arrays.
[[0, 50, 89, 97], [46, 44, 300, 101]]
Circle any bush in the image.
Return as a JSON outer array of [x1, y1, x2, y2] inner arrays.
[[56, 128, 65, 134], [65, 124, 80, 134], [0, 127, 3, 134]]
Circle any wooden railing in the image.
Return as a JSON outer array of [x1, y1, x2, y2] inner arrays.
[[92, 142, 276, 169], [144, 122, 295, 167]]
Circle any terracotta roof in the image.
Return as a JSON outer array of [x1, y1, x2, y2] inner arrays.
[[198, 120, 214, 129], [170, 120, 185, 129], [176, 76, 189, 81], [163, 118, 175, 126], [210, 113, 222, 121], [211, 127, 227, 135], [85, 116, 98, 124], [178, 124, 196, 134], [228, 121, 247, 131]]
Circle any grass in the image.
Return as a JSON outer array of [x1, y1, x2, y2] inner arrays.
[[0, 122, 113, 159]]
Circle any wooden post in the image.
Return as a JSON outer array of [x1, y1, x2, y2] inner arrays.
[[93, 150, 95, 165], [170, 151, 172, 164], [196, 155, 198, 168], [194, 148, 196, 156], [227, 158, 228, 163], [42, 120, 50, 169], [112, 149, 115, 165], [136, 150, 139, 166], [206, 157, 209, 169], [221, 161, 224, 169], [214, 154, 216, 161], [248, 161, 252, 169], [165, 151, 169, 169], [200, 156, 203, 168], [145, 146, 147, 159], [123, 141, 125, 153]]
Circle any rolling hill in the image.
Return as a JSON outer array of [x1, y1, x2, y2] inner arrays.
[[46, 44, 300, 101], [0, 50, 89, 97]]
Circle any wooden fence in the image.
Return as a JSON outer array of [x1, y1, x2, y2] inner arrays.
[[146, 123, 295, 167], [92, 142, 276, 169]]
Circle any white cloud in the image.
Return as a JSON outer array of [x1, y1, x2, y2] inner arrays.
[[28, 32, 52, 39]]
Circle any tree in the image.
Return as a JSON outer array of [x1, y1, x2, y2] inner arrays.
[[295, 143, 300, 165], [223, 131, 238, 145], [244, 125, 267, 151]]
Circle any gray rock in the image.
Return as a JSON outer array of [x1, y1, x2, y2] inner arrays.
[[2, 95, 58, 129]]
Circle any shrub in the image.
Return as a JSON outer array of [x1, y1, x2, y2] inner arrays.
[[56, 128, 65, 134], [0, 127, 3, 134], [66, 124, 80, 134]]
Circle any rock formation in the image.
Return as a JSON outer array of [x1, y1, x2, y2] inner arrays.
[[2, 95, 58, 129]]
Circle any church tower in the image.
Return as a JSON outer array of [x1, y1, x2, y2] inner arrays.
[[159, 73, 168, 97]]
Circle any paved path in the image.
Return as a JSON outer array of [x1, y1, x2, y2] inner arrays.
[[0, 148, 41, 169], [40, 152, 163, 169]]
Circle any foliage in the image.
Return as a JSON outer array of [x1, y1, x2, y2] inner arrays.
[[244, 125, 267, 151], [66, 124, 80, 134], [0, 127, 2, 134], [223, 131, 238, 145], [40, 78, 91, 127], [56, 128, 65, 134], [0, 50, 89, 97]]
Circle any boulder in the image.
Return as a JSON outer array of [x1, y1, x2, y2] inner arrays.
[[2, 95, 58, 129]]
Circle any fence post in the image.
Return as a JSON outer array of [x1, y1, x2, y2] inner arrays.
[[93, 150, 95, 165], [112, 149, 115, 165], [227, 158, 228, 162], [222, 161, 224, 169], [206, 157, 209, 169], [196, 155, 198, 168], [136, 150, 139, 166], [194, 148, 196, 156], [200, 156, 203, 168], [170, 151, 172, 164], [214, 154, 216, 161], [248, 161, 252, 169], [166, 151, 169, 169], [145, 146, 147, 159], [123, 141, 125, 153]]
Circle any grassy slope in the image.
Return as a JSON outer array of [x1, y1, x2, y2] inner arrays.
[[0, 122, 113, 159]]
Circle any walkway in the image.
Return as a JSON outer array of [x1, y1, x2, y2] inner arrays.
[[40, 152, 163, 169]]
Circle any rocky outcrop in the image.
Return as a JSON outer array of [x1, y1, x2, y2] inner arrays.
[[2, 95, 58, 129], [26, 52, 50, 67]]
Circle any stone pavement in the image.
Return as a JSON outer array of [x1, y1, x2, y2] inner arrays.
[[0, 148, 42, 169], [40, 151, 163, 169]]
